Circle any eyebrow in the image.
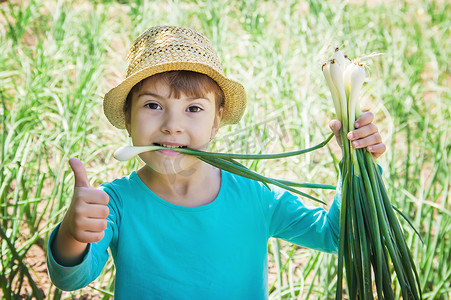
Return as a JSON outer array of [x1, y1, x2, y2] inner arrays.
[[137, 92, 211, 102], [138, 92, 163, 100]]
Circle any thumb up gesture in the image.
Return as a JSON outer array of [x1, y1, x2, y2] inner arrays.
[[63, 158, 110, 244], [52, 158, 110, 266]]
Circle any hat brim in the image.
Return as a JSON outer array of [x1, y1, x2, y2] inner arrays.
[[103, 61, 246, 129]]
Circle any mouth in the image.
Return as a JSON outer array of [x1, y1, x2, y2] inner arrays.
[[153, 143, 188, 149], [152, 143, 188, 156]]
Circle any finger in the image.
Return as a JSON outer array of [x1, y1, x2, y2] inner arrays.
[[367, 143, 386, 159], [350, 133, 382, 149], [329, 119, 342, 136], [347, 123, 378, 141], [69, 158, 90, 188], [87, 204, 109, 219], [354, 111, 374, 129], [78, 218, 108, 232], [329, 120, 342, 146], [81, 189, 109, 206], [75, 202, 110, 219], [74, 230, 105, 244]]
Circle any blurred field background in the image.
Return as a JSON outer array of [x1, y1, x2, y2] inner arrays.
[[1, 0, 450, 298]]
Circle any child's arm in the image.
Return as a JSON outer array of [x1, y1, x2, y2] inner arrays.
[[51, 158, 110, 266], [329, 111, 386, 159], [46, 158, 116, 291]]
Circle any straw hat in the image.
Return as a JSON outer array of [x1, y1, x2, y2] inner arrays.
[[103, 25, 247, 129]]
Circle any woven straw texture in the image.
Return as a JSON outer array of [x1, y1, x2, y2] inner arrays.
[[103, 25, 247, 129]]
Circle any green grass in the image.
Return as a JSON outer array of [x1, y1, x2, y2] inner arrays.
[[0, 0, 449, 298]]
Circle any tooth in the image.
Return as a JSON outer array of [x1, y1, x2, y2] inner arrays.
[[162, 144, 180, 148], [160, 144, 183, 148]]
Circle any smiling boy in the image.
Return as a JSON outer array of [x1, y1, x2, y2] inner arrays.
[[47, 25, 385, 299]]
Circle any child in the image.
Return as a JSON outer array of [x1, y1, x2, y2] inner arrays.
[[47, 25, 386, 298]]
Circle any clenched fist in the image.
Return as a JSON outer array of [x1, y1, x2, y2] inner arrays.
[[51, 158, 110, 266]]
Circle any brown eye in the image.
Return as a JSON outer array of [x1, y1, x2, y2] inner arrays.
[[187, 106, 202, 113], [145, 103, 162, 110]]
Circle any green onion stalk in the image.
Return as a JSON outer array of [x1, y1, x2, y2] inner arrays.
[[114, 133, 335, 204], [322, 48, 422, 299]]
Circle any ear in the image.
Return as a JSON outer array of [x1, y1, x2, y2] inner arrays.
[[125, 112, 132, 137], [126, 124, 131, 137], [210, 106, 223, 140]]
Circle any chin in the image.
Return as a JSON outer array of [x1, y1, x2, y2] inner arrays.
[[145, 156, 201, 176]]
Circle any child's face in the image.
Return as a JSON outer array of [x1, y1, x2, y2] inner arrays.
[[125, 77, 222, 175]]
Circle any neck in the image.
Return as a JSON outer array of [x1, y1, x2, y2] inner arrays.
[[137, 161, 221, 206]]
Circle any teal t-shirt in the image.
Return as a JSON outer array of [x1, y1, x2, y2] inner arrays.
[[47, 170, 341, 299]]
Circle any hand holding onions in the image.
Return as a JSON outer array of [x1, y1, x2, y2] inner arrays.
[[323, 47, 422, 300]]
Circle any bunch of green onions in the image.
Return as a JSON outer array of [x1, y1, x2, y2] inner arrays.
[[322, 48, 422, 299], [114, 133, 335, 204]]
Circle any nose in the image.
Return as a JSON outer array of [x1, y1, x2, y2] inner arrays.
[[161, 110, 183, 135]]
